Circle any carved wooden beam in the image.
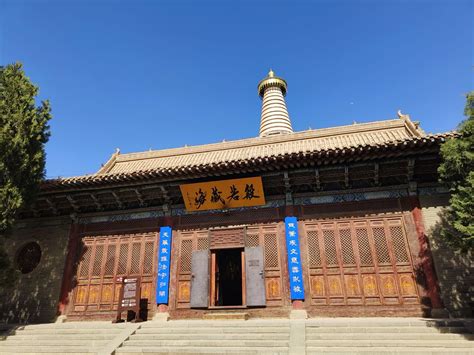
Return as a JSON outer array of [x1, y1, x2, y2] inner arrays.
[[133, 189, 146, 207], [111, 191, 123, 209], [66, 195, 80, 212], [45, 197, 59, 215], [160, 185, 171, 213], [407, 158, 415, 182], [315, 168, 321, 191], [374, 162, 380, 186], [89, 193, 103, 211], [344, 166, 350, 188], [283, 171, 293, 205]]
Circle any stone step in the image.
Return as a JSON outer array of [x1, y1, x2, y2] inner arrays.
[[140, 321, 290, 328], [116, 346, 289, 354], [306, 326, 470, 334], [2, 338, 109, 346], [137, 326, 290, 334], [122, 339, 290, 347], [306, 339, 474, 348], [130, 333, 290, 340], [14, 328, 123, 335], [306, 347, 474, 354], [20, 322, 128, 330], [202, 312, 249, 320], [306, 332, 474, 341], [305, 318, 466, 327], [7, 334, 116, 340], [0, 345, 99, 354]]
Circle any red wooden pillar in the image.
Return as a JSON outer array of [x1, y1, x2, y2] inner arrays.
[[58, 221, 81, 315], [409, 196, 443, 309]]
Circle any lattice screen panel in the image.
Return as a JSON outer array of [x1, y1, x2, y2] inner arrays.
[[179, 239, 193, 273], [79, 245, 92, 278], [91, 245, 104, 277], [104, 244, 116, 276], [117, 244, 129, 275], [197, 237, 209, 251], [390, 226, 409, 263], [307, 230, 322, 267], [356, 228, 373, 266], [143, 241, 154, 274], [339, 229, 355, 265], [373, 227, 391, 265], [264, 233, 279, 268], [302, 215, 419, 307], [323, 229, 338, 266], [246, 234, 260, 248]]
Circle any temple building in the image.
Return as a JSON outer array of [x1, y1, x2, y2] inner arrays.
[[1, 70, 472, 323]]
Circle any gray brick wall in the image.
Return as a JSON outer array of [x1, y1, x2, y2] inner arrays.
[[420, 195, 474, 317], [0, 217, 71, 324]]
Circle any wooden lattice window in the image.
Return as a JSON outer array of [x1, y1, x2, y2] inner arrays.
[[264, 233, 279, 268], [197, 237, 209, 251], [79, 245, 92, 278], [91, 245, 104, 277], [323, 229, 338, 266], [104, 244, 116, 276], [356, 228, 373, 266], [245, 234, 260, 248], [116, 243, 129, 275], [179, 239, 193, 273], [143, 241, 154, 274], [307, 230, 321, 267], [372, 226, 391, 265], [390, 226, 409, 263], [339, 229, 355, 265]]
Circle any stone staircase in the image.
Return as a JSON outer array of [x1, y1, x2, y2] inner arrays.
[[0, 321, 133, 354], [305, 318, 474, 354], [0, 318, 472, 354], [116, 319, 291, 354]]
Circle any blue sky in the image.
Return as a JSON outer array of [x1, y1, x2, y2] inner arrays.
[[1, 0, 472, 178]]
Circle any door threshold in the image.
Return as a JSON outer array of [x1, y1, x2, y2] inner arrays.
[[208, 305, 247, 310]]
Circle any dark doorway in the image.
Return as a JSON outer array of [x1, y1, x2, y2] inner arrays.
[[214, 249, 243, 306]]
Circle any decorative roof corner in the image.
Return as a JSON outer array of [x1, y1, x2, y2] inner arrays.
[[397, 109, 426, 137], [96, 148, 121, 175]]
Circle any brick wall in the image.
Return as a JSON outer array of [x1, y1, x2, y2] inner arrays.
[[419, 195, 474, 317], [0, 217, 71, 324]]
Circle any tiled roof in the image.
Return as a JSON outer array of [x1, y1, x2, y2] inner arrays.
[[41, 117, 456, 191], [99, 117, 424, 174]]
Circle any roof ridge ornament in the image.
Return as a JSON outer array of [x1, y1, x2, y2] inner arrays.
[[397, 109, 409, 119], [257, 69, 293, 137]]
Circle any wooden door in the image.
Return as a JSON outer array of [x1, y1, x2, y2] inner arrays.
[[245, 246, 266, 306], [302, 215, 420, 307], [70, 232, 157, 319], [190, 250, 210, 308]]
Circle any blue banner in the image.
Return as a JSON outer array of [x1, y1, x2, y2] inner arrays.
[[285, 216, 305, 300], [156, 226, 172, 304]]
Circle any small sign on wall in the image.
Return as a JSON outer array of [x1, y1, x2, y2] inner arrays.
[[156, 226, 172, 304], [285, 216, 305, 300], [179, 177, 265, 212]]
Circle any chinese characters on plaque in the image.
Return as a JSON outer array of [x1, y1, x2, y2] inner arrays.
[[179, 177, 265, 212], [156, 226, 172, 304], [285, 216, 305, 300]]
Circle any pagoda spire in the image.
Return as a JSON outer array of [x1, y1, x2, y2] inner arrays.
[[257, 69, 293, 137]]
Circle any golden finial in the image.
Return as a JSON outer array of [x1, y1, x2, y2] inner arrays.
[[258, 69, 287, 97]]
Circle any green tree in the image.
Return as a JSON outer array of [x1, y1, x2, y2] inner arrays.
[[438, 91, 474, 251], [0, 62, 52, 285]]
